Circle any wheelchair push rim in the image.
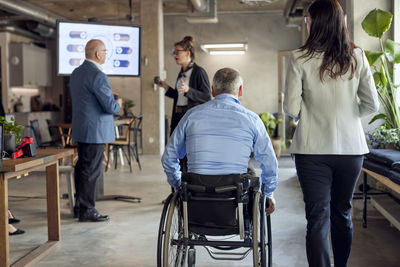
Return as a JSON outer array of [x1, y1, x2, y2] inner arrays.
[[253, 192, 270, 267], [162, 193, 188, 267]]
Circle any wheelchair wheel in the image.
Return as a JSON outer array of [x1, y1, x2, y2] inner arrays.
[[252, 192, 268, 267], [157, 193, 174, 267], [162, 192, 187, 266]]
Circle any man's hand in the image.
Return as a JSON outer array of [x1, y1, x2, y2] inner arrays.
[[265, 197, 276, 216], [116, 97, 122, 107]]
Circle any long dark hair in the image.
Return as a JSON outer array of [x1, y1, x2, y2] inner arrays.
[[300, 0, 357, 81], [175, 36, 195, 61]]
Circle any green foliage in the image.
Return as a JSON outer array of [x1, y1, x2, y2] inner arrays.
[[0, 116, 24, 144], [361, 9, 392, 38], [361, 9, 400, 130], [259, 112, 282, 138], [122, 99, 135, 110]]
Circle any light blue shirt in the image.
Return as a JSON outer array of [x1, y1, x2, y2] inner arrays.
[[161, 93, 278, 198]]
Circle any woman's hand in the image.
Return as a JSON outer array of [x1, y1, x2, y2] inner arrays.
[[159, 80, 169, 89], [178, 79, 189, 94]]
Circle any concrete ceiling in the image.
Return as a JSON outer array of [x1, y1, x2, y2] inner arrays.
[[0, 0, 312, 40], [22, 0, 291, 21]]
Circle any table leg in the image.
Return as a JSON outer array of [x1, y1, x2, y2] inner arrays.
[[46, 163, 60, 241], [0, 175, 9, 266]]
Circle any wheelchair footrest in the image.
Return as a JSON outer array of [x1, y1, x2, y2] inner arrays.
[[204, 246, 252, 261]]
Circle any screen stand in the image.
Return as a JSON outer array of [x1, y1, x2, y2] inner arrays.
[[96, 166, 141, 203]]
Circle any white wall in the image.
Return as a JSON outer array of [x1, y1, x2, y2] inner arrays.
[[163, 13, 301, 119], [352, 0, 393, 132]]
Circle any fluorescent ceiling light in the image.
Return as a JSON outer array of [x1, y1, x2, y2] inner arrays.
[[202, 43, 246, 49], [11, 88, 39, 94], [209, 51, 246, 55], [201, 42, 248, 55]]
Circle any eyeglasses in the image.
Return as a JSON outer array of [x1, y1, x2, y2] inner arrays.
[[304, 15, 309, 25], [100, 49, 107, 54], [171, 49, 185, 56]]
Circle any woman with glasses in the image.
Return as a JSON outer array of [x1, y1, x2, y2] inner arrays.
[[284, 1, 378, 267], [159, 36, 211, 143]]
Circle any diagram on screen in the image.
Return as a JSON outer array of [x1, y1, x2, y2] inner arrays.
[[58, 22, 140, 76]]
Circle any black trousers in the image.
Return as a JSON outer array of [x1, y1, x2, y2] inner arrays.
[[294, 154, 363, 267], [74, 142, 105, 215]]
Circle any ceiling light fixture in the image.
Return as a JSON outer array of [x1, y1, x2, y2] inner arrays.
[[201, 42, 248, 55]]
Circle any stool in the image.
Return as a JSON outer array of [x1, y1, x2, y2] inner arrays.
[[31, 165, 75, 215]]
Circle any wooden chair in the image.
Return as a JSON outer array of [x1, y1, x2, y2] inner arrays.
[[57, 123, 77, 165], [130, 115, 142, 170], [106, 119, 137, 173]]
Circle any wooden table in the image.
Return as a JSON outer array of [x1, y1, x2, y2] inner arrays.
[[0, 148, 74, 267]]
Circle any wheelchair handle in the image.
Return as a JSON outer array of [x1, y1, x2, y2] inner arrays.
[[215, 185, 237, 193], [187, 184, 206, 193]]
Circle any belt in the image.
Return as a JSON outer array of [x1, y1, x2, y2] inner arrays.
[[175, 106, 188, 113]]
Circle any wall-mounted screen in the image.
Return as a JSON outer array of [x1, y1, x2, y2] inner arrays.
[[57, 21, 141, 76]]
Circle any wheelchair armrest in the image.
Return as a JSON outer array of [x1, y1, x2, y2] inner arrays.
[[215, 185, 237, 193]]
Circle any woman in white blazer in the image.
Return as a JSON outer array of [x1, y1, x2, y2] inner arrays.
[[284, 1, 379, 267]]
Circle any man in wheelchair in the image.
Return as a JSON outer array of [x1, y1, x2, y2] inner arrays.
[[160, 68, 278, 267]]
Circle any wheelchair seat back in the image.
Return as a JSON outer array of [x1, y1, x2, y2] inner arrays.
[[182, 172, 260, 236]]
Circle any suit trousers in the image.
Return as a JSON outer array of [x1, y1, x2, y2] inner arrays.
[[294, 154, 363, 267], [74, 142, 105, 215]]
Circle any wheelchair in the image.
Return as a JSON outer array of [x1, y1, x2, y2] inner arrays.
[[157, 173, 272, 267]]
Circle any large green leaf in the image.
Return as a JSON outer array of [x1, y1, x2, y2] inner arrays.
[[365, 50, 383, 66], [380, 64, 388, 88], [369, 113, 387, 124], [385, 39, 400, 63], [373, 71, 384, 88], [361, 9, 392, 38]]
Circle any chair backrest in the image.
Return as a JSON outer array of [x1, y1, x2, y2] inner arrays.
[[130, 115, 142, 143], [181, 172, 259, 236], [114, 119, 134, 144], [57, 123, 75, 148]]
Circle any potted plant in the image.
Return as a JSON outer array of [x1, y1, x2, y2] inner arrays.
[[259, 112, 282, 157], [367, 126, 400, 150], [0, 116, 24, 154], [361, 9, 400, 150], [122, 98, 135, 117], [11, 95, 23, 112]]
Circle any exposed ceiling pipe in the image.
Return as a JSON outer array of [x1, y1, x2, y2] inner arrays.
[[0, 25, 43, 41], [284, 0, 299, 18], [0, 0, 65, 28], [190, 0, 208, 12]]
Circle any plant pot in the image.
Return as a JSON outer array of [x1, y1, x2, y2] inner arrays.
[[271, 138, 281, 158], [14, 103, 23, 112], [4, 134, 16, 154]]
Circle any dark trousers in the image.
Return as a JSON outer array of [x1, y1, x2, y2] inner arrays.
[[74, 142, 105, 215], [294, 154, 363, 267]]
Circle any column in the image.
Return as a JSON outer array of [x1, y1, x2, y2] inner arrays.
[[140, 0, 165, 154]]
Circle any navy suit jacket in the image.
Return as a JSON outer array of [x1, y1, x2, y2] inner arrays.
[[70, 60, 120, 144]]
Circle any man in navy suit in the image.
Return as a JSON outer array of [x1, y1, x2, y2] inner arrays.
[[70, 39, 121, 222]]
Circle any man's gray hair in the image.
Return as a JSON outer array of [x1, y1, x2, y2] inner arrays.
[[212, 68, 243, 95]]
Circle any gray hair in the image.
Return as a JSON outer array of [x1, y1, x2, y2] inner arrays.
[[212, 68, 243, 95]]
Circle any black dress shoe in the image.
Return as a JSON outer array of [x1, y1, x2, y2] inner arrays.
[[79, 211, 109, 222], [9, 218, 20, 224], [9, 228, 25, 235]]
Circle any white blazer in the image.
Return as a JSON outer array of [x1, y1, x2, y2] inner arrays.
[[284, 48, 379, 155]]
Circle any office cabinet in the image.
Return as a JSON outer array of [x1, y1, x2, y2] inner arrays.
[[9, 42, 52, 87]]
